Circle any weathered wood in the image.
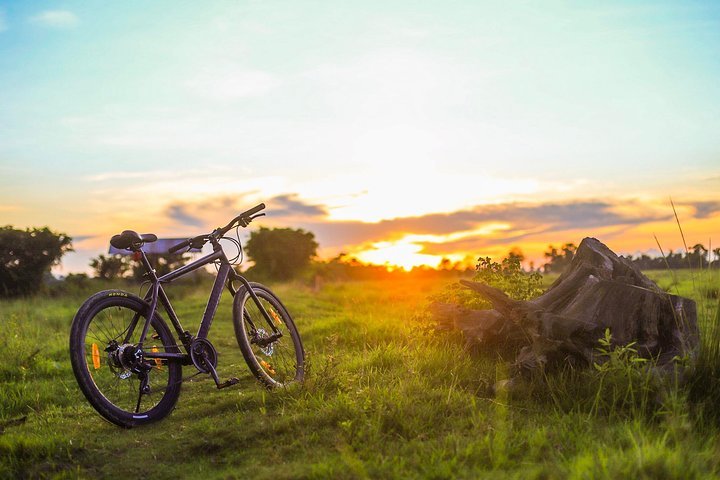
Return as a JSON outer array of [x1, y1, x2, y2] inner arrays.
[[435, 237, 699, 374]]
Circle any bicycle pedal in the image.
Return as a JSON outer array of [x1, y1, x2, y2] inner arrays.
[[216, 377, 240, 389]]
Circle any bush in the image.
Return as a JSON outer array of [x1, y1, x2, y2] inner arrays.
[[0, 226, 73, 297], [432, 250, 543, 310]]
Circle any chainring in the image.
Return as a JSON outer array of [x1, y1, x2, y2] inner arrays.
[[189, 337, 218, 374]]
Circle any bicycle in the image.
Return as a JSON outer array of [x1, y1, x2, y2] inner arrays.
[[69, 203, 305, 428]]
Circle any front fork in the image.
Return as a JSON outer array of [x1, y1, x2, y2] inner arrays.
[[227, 270, 283, 338]]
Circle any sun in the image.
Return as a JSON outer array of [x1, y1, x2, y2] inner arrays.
[[353, 240, 442, 271]]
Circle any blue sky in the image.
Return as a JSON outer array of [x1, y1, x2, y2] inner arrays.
[[1, 1, 719, 272]]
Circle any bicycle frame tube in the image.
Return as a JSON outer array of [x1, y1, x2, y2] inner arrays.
[[135, 249, 224, 349], [196, 263, 231, 339], [135, 242, 282, 350]]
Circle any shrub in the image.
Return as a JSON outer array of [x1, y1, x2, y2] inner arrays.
[[432, 250, 543, 310], [0, 226, 73, 297]]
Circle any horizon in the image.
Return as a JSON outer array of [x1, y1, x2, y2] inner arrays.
[[1, 1, 719, 274]]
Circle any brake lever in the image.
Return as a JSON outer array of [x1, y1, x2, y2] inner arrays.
[[189, 235, 208, 249], [238, 213, 265, 228]]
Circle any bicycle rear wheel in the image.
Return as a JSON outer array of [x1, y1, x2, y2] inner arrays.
[[233, 283, 305, 388], [69, 290, 182, 427]]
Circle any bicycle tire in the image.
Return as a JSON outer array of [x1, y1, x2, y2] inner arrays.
[[233, 283, 305, 388], [69, 290, 182, 427]]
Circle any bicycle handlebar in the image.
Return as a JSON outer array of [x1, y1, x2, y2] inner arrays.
[[168, 203, 266, 254]]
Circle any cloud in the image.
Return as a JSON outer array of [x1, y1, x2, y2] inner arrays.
[[30, 10, 79, 28], [166, 205, 205, 228], [159, 194, 687, 261], [163, 192, 325, 230], [268, 194, 326, 218], [691, 201, 720, 219], [294, 200, 672, 250]]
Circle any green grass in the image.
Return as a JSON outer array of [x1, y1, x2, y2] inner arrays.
[[1, 273, 719, 479]]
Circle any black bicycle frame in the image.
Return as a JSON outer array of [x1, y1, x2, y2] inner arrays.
[[126, 238, 281, 363]]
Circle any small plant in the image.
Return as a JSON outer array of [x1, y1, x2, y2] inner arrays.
[[534, 328, 661, 420], [431, 250, 543, 310], [474, 254, 544, 301], [687, 296, 720, 423], [589, 328, 655, 418]]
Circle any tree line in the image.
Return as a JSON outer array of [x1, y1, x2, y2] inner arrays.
[[3, 223, 718, 298], [0, 224, 321, 297], [542, 242, 720, 273]]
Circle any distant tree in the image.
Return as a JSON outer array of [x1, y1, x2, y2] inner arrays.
[[65, 272, 90, 287], [0, 226, 73, 297], [438, 257, 453, 270], [689, 243, 708, 269], [543, 243, 577, 274], [245, 227, 318, 280], [506, 247, 525, 264], [90, 254, 130, 280]]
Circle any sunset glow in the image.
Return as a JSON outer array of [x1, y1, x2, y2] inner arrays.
[[0, 2, 719, 274], [354, 240, 441, 271]]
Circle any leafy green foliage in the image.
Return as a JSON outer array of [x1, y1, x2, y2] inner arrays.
[[588, 328, 655, 417], [0, 226, 73, 297], [245, 227, 318, 281], [89, 254, 130, 280], [433, 249, 543, 309], [474, 252, 544, 301]]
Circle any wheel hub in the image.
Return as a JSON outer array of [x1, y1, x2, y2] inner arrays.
[[107, 343, 146, 379]]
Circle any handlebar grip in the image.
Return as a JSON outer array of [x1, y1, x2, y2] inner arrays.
[[242, 203, 265, 218], [168, 238, 191, 254]]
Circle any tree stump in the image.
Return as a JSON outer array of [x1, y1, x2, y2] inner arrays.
[[432, 237, 699, 374]]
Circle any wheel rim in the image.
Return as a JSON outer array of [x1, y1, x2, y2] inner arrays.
[[242, 294, 301, 386], [82, 304, 173, 414]]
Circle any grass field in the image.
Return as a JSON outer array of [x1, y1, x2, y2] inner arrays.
[[1, 270, 719, 479]]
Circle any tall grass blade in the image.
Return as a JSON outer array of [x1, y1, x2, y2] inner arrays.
[[653, 233, 679, 295], [670, 197, 696, 292]]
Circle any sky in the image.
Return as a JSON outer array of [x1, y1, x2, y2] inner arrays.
[[1, 1, 719, 273]]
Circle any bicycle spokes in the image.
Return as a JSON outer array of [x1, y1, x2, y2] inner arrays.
[[83, 305, 172, 414]]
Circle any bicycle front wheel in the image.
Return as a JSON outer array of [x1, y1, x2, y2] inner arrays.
[[233, 283, 305, 388], [69, 290, 182, 427]]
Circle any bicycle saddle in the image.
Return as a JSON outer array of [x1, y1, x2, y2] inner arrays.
[[110, 230, 158, 250]]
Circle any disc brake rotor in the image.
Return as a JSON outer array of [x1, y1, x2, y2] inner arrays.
[[254, 328, 275, 356]]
